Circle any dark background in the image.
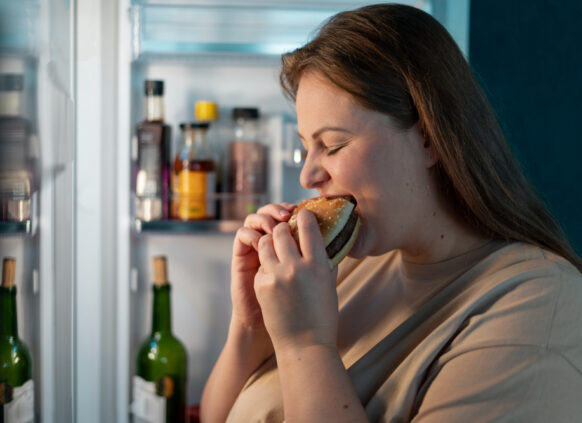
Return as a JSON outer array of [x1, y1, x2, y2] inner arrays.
[[469, 0, 582, 254]]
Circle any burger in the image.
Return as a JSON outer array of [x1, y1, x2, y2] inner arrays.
[[288, 196, 361, 267]]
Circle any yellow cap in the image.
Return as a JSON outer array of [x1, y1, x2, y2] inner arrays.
[[195, 101, 218, 122]]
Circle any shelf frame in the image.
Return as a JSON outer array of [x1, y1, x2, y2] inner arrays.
[[134, 218, 242, 234], [0, 219, 32, 235]]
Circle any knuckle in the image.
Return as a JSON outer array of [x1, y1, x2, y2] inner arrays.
[[258, 233, 271, 248], [273, 222, 287, 237], [281, 264, 297, 283]]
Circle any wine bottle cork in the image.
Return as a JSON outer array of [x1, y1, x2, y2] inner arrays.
[[2, 257, 16, 288], [152, 256, 168, 286]]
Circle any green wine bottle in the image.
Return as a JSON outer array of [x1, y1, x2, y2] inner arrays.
[[132, 256, 188, 423], [0, 257, 34, 423]]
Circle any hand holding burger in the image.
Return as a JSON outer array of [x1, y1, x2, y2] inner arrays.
[[253, 197, 360, 353]]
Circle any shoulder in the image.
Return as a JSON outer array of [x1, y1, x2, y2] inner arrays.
[[413, 244, 582, 421], [448, 242, 582, 371]]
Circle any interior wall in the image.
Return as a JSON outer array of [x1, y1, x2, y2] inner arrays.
[[469, 0, 582, 254]]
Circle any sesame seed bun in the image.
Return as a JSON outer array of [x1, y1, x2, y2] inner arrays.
[[288, 196, 361, 267]]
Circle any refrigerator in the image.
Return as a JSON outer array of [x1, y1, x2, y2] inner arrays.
[[0, 0, 469, 421]]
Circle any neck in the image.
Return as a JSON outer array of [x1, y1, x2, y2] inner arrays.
[[401, 210, 491, 265], [152, 284, 172, 334], [399, 180, 491, 264], [0, 286, 18, 338]]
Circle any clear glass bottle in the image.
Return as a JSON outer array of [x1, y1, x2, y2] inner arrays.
[[0, 74, 32, 222], [194, 100, 222, 217], [135, 80, 172, 221], [132, 256, 188, 423], [0, 257, 34, 421], [171, 122, 216, 220], [224, 107, 267, 220]]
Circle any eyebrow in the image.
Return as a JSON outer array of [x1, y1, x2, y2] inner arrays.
[[297, 126, 354, 141]]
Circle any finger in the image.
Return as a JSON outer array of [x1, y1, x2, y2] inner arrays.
[[233, 226, 261, 256], [279, 202, 297, 213], [256, 203, 294, 222], [297, 209, 328, 263], [243, 212, 279, 235], [272, 222, 301, 262], [257, 233, 279, 269]]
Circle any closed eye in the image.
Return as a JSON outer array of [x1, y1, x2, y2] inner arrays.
[[326, 144, 346, 155], [325, 137, 353, 155]]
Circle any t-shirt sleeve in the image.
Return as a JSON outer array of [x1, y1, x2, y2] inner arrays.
[[412, 345, 582, 422]]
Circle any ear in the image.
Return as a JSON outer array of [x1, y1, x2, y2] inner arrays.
[[412, 123, 438, 168], [422, 136, 439, 168]]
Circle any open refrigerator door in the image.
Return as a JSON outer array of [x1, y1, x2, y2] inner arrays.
[[0, 0, 468, 422], [0, 0, 76, 421]]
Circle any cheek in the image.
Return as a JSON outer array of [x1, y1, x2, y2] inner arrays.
[[333, 149, 375, 183]]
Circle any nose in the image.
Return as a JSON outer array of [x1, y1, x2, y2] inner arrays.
[[299, 150, 330, 190]]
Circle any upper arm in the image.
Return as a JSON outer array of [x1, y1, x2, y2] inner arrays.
[[412, 345, 582, 423]]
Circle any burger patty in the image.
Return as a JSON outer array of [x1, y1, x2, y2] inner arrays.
[[325, 209, 359, 259]]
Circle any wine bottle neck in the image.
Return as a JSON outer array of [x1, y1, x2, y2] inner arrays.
[[0, 287, 18, 338], [151, 284, 172, 334]]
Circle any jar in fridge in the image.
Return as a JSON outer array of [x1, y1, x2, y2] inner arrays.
[[224, 107, 267, 220]]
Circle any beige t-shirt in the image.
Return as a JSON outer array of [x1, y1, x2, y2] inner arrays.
[[226, 242, 582, 422]]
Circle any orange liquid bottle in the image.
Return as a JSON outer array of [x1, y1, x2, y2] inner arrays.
[[171, 123, 216, 220]]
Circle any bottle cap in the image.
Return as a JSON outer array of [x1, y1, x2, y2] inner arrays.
[[232, 107, 259, 120], [180, 122, 210, 130], [144, 80, 164, 96], [0, 74, 24, 92], [195, 101, 218, 122]]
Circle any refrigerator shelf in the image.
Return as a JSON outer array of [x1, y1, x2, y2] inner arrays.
[[134, 218, 242, 234], [130, 3, 337, 61], [0, 1, 40, 54], [0, 219, 32, 235]]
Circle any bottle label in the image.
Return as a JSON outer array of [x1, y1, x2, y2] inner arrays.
[[131, 376, 166, 423], [1, 380, 34, 423], [177, 170, 216, 219]]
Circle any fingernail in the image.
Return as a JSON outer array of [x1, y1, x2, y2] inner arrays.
[[279, 209, 290, 217]]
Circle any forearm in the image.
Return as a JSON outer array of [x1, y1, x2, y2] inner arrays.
[[200, 319, 273, 423], [276, 344, 368, 423]]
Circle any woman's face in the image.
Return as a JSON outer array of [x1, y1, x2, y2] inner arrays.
[[296, 71, 437, 258]]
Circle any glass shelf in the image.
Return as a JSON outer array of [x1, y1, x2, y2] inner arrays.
[[135, 218, 242, 234], [0, 1, 39, 54], [0, 219, 32, 235], [129, 1, 433, 62], [130, 2, 338, 61]]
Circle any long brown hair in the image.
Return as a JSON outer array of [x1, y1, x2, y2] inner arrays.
[[280, 4, 582, 272]]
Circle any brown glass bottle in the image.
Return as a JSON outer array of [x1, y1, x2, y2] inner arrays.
[[135, 80, 172, 221]]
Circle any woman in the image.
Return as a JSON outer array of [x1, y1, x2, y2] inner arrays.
[[201, 4, 582, 422]]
